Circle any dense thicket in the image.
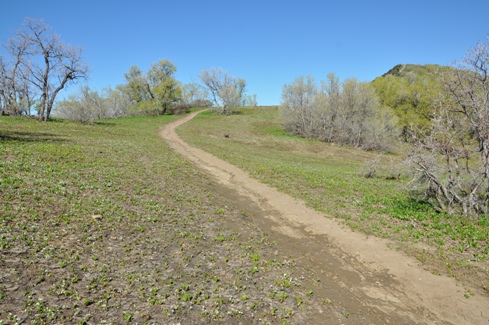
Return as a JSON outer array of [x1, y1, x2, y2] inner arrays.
[[405, 36, 489, 217], [55, 86, 132, 123], [281, 73, 399, 151]]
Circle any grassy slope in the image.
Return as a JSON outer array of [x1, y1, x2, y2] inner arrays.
[[0, 115, 336, 324], [177, 107, 489, 293]]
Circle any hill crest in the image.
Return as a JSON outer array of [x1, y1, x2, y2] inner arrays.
[[380, 63, 445, 78]]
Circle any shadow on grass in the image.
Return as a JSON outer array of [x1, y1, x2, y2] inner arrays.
[[0, 131, 68, 143], [93, 121, 117, 126]]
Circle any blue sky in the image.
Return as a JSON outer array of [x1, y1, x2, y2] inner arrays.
[[1, 0, 488, 105]]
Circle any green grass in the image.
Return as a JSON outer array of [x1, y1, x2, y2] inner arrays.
[[0, 114, 337, 323], [177, 107, 489, 291]]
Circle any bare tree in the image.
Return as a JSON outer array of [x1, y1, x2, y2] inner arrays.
[[281, 75, 318, 136], [0, 55, 9, 115], [244, 93, 258, 107], [317, 73, 341, 142], [55, 85, 132, 123], [199, 68, 226, 107], [15, 18, 89, 121], [55, 86, 99, 123], [0, 34, 32, 116], [103, 86, 133, 117], [181, 82, 209, 108], [405, 35, 489, 216], [199, 67, 249, 114]]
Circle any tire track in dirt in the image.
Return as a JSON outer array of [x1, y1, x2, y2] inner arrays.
[[159, 110, 488, 325]]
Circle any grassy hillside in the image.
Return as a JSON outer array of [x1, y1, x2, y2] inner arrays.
[[178, 107, 489, 293], [0, 115, 336, 324], [1, 108, 488, 323]]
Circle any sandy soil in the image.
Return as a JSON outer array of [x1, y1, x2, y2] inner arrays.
[[159, 110, 489, 325]]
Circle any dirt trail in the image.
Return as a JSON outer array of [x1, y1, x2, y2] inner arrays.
[[160, 111, 488, 325]]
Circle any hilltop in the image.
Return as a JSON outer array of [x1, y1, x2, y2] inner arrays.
[[380, 63, 446, 78]]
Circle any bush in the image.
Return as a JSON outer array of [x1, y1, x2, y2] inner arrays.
[[281, 74, 399, 151]]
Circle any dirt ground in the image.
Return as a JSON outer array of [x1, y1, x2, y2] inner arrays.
[[160, 110, 489, 325]]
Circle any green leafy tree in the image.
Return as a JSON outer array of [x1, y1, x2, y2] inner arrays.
[[123, 60, 182, 115], [123, 66, 149, 102]]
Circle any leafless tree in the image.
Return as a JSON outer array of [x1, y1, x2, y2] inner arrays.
[[405, 35, 489, 216], [8, 18, 89, 121], [245, 93, 258, 107], [181, 82, 209, 108], [281, 75, 318, 136], [0, 35, 32, 116], [103, 86, 133, 117], [199, 67, 249, 114], [55, 85, 132, 123]]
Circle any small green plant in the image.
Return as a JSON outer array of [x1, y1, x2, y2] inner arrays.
[[250, 253, 259, 261], [122, 311, 133, 322], [278, 292, 288, 302], [181, 292, 192, 301]]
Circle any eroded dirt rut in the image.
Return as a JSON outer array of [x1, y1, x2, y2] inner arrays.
[[159, 111, 488, 325]]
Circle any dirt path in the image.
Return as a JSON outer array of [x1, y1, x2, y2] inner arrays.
[[160, 110, 488, 325]]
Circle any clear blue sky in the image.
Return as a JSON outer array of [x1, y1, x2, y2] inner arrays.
[[1, 0, 488, 105]]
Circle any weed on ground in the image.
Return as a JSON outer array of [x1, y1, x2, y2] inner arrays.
[[0, 115, 343, 324]]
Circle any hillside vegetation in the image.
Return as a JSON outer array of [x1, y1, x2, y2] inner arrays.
[[280, 40, 489, 219], [178, 107, 489, 294], [371, 63, 449, 135], [281, 74, 398, 151]]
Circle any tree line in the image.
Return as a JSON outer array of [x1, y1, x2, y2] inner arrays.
[[281, 73, 399, 151], [0, 18, 257, 123]]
